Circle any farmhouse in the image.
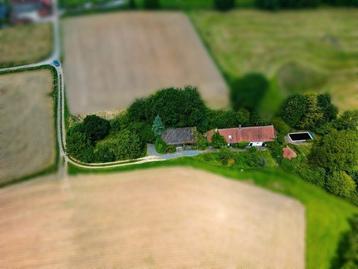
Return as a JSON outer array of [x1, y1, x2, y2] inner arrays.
[[207, 125, 276, 146], [10, 0, 52, 24], [161, 127, 197, 146]]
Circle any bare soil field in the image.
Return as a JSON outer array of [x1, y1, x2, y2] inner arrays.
[[0, 167, 305, 269], [63, 12, 229, 114], [0, 23, 52, 67], [0, 69, 56, 185]]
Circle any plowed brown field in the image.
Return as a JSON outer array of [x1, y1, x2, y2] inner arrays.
[[0, 167, 305, 269], [63, 12, 229, 114]]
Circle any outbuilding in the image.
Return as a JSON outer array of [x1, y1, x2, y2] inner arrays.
[[161, 127, 197, 147]]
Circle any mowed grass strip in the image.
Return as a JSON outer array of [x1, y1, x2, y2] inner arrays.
[[0, 69, 57, 185], [68, 158, 358, 269], [190, 9, 358, 112], [0, 23, 53, 67]]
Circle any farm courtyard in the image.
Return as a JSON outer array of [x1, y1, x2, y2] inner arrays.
[[62, 12, 229, 115], [0, 69, 57, 185], [0, 167, 305, 269]]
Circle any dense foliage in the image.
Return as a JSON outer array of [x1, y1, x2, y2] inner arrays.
[[155, 137, 176, 154], [230, 73, 269, 112], [213, 0, 235, 10], [143, 0, 160, 9], [66, 115, 146, 163], [309, 130, 358, 173], [280, 93, 337, 131], [127, 87, 209, 131], [211, 132, 227, 148], [82, 115, 110, 144]]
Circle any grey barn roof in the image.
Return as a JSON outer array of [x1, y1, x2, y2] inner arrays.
[[161, 127, 197, 145]]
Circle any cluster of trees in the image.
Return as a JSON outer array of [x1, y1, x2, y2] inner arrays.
[[127, 0, 236, 11], [127, 86, 251, 132], [66, 114, 147, 163], [67, 86, 254, 163], [256, 0, 358, 10], [280, 93, 338, 131], [274, 92, 358, 202]]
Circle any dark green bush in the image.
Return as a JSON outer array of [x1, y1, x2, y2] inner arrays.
[[97, 130, 144, 160], [211, 132, 227, 148], [127, 87, 208, 132], [214, 0, 235, 11], [83, 115, 110, 143], [155, 137, 175, 154], [326, 171, 356, 198], [309, 130, 358, 173], [196, 132, 209, 150], [143, 0, 160, 9], [280, 94, 308, 128], [66, 124, 95, 163], [207, 109, 250, 129]]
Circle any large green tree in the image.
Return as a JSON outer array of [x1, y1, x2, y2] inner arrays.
[[82, 115, 110, 143], [309, 130, 358, 172]]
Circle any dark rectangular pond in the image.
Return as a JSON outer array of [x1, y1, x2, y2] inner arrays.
[[288, 132, 312, 141]]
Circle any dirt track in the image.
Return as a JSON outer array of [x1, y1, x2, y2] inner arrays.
[[0, 167, 305, 268], [0, 69, 56, 184], [63, 12, 229, 114]]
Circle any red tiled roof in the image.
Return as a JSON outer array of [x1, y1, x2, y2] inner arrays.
[[282, 146, 297, 160], [207, 125, 276, 144]]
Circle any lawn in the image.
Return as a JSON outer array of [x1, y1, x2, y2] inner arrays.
[[190, 9, 358, 115], [0, 23, 53, 67], [68, 157, 358, 269]]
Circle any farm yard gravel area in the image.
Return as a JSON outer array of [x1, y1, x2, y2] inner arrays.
[[63, 12, 229, 114], [0, 69, 56, 185], [0, 167, 305, 269]]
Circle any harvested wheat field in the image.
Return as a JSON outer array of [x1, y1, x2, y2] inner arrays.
[[0, 23, 53, 67], [63, 12, 229, 114], [0, 167, 305, 269], [0, 69, 56, 185]]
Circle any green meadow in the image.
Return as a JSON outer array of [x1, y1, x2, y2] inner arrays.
[[190, 9, 358, 115]]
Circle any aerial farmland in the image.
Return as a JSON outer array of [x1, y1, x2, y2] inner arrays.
[[0, 168, 305, 269], [0, 69, 57, 185], [62, 12, 229, 114]]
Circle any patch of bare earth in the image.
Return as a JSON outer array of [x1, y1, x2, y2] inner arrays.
[[0, 167, 305, 269], [0, 69, 56, 184], [63, 12, 229, 114]]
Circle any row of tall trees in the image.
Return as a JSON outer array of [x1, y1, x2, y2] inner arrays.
[[256, 0, 358, 10]]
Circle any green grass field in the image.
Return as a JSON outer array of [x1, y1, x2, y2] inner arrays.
[[69, 156, 357, 269], [190, 9, 358, 115]]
